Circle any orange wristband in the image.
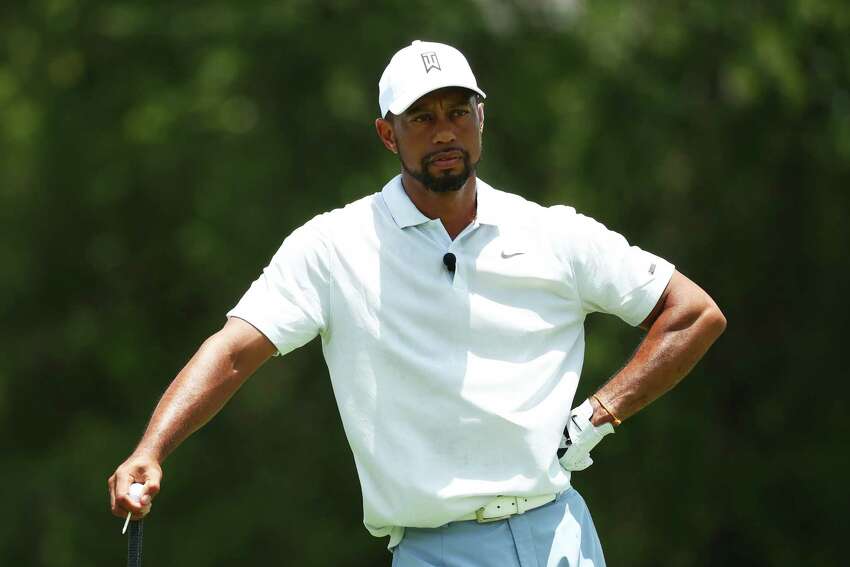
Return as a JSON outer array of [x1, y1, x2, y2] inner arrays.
[[592, 394, 622, 427]]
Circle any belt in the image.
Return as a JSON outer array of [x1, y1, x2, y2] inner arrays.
[[455, 494, 557, 523]]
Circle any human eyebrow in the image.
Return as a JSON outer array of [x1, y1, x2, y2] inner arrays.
[[403, 109, 434, 123], [404, 104, 426, 116], [448, 97, 474, 110]]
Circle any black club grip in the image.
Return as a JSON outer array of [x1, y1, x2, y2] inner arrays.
[[127, 519, 143, 567]]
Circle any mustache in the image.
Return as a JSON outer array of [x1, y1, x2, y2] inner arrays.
[[423, 147, 469, 164]]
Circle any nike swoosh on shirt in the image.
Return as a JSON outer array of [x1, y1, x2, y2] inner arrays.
[[501, 251, 525, 259]]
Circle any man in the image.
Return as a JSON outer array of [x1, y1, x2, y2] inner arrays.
[[108, 40, 726, 565]]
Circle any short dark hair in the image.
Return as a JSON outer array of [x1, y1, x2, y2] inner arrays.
[[383, 90, 482, 121]]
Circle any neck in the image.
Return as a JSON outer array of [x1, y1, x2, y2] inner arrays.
[[400, 172, 477, 240]]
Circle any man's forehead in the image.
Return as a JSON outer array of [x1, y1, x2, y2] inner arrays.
[[404, 87, 476, 113]]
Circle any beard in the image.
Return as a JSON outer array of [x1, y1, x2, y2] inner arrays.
[[399, 146, 479, 193]]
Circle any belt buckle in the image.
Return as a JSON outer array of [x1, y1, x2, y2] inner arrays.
[[474, 496, 517, 523], [475, 507, 511, 523]]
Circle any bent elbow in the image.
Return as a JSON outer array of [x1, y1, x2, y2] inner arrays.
[[705, 303, 727, 339]]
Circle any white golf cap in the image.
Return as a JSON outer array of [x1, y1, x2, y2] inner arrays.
[[378, 40, 486, 118]]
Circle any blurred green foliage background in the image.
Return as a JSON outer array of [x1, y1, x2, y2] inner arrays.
[[2, 0, 848, 565]]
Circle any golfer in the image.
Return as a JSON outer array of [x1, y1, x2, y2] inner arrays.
[[108, 40, 726, 565]]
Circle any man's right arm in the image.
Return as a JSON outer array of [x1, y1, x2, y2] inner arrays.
[[107, 316, 277, 519]]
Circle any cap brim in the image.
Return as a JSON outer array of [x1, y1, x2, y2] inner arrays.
[[388, 81, 486, 116]]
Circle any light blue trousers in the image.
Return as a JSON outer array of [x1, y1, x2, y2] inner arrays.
[[392, 489, 605, 567]]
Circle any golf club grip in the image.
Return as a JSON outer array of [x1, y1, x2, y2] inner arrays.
[[127, 519, 143, 567]]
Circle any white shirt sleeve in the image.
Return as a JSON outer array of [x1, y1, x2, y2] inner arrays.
[[226, 215, 331, 356], [558, 208, 675, 326]]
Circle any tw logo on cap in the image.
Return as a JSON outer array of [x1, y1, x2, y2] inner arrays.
[[421, 51, 441, 73]]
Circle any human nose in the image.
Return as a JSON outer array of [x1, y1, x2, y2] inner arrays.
[[431, 114, 457, 144]]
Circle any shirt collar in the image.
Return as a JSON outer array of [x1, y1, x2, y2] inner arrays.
[[381, 175, 431, 228], [473, 178, 503, 226], [381, 174, 507, 229]]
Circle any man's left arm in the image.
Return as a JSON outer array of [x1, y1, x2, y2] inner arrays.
[[588, 270, 727, 426]]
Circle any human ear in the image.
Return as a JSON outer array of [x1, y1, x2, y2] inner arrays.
[[375, 118, 398, 154], [477, 103, 485, 133]]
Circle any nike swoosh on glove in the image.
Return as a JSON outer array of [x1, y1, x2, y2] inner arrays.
[[558, 399, 615, 472]]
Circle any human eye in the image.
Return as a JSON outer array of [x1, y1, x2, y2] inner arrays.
[[451, 107, 471, 118]]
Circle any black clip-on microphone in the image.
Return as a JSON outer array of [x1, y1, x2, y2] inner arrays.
[[443, 252, 456, 273]]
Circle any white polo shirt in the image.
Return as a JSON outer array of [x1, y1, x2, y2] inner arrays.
[[227, 175, 674, 546]]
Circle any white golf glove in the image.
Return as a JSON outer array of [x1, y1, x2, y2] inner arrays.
[[558, 399, 615, 472]]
